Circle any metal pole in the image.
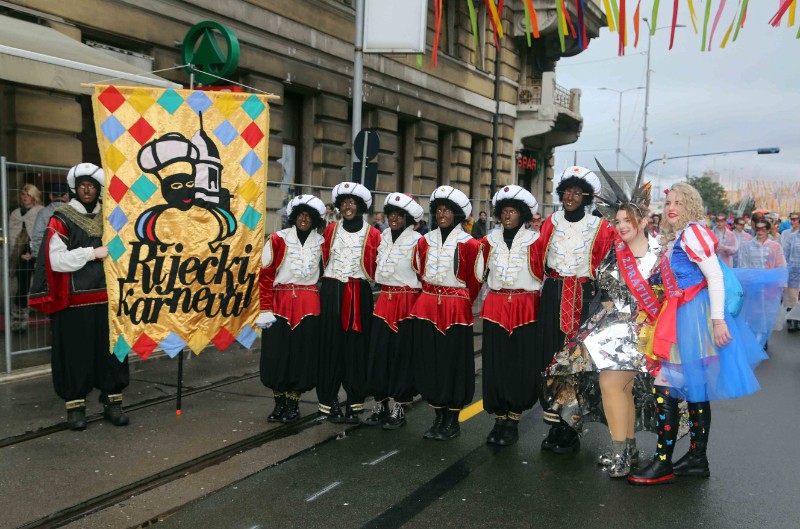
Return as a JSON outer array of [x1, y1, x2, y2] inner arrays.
[[176, 349, 184, 415], [1, 157, 11, 373], [643, 22, 652, 160], [615, 93, 622, 172], [352, 0, 365, 168], [490, 44, 501, 200], [642, 147, 780, 173], [685, 137, 691, 178]]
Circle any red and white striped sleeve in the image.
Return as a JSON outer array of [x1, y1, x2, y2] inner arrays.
[[680, 224, 719, 263]]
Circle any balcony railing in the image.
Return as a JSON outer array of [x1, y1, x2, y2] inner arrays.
[[518, 80, 576, 112]]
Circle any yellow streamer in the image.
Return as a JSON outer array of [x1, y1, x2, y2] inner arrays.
[[721, 0, 742, 48], [790, 0, 797, 27], [604, 0, 617, 32], [487, 0, 504, 38], [687, 0, 699, 33]]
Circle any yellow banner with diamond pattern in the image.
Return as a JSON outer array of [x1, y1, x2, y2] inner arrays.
[[92, 85, 269, 360]]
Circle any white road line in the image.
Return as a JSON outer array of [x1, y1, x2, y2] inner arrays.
[[367, 450, 400, 466], [305, 481, 342, 502]]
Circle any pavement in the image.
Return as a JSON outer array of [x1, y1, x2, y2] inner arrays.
[[1, 316, 798, 529]]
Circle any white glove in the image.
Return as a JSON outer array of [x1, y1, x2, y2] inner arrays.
[[255, 311, 277, 329]]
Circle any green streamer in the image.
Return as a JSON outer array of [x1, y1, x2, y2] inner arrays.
[[650, 0, 660, 35], [522, 0, 532, 46], [701, 0, 712, 51], [467, 0, 480, 52], [610, 0, 620, 31], [732, 0, 749, 42], [416, 54, 423, 68], [556, 0, 566, 52]]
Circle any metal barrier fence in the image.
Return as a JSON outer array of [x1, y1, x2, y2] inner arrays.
[[0, 156, 557, 373]]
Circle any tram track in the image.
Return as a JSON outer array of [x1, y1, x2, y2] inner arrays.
[[0, 371, 261, 449]]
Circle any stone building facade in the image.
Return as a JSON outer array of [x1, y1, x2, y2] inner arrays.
[[0, 0, 605, 231]]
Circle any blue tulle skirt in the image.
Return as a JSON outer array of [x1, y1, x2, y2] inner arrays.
[[658, 288, 768, 402]]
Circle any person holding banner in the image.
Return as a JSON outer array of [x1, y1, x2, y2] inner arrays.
[[533, 166, 615, 454], [29, 163, 130, 431], [546, 171, 662, 478], [257, 195, 326, 423], [629, 183, 768, 485], [364, 193, 424, 429], [318, 182, 382, 423], [478, 185, 541, 447], [411, 186, 483, 441]]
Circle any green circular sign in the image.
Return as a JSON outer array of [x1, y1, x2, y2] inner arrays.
[[181, 21, 240, 85]]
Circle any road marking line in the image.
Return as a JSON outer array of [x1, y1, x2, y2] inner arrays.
[[305, 481, 342, 502], [459, 400, 484, 422], [367, 450, 399, 466]]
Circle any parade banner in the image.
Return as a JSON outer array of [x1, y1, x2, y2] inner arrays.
[[92, 85, 269, 360]]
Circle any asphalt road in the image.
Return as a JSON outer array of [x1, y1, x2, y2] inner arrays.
[[155, 329, 800, 529]]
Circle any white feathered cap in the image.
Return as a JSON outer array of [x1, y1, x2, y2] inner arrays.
[[67, 163, 105, 193], [332, 181, 372, 209], [492, 185, 539, 215], [384, 193, 424, 222], [556, 166, 601, 195], [287, 194, 326, 218], [430, 185, 472, 218]]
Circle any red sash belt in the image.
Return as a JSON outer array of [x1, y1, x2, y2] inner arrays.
[[546, 271, 590, 339], [480, 289, 539, 333], [374, 285, 421, 332], [421, 281, 470, 303], [325, 277, 367, 332], [380, 284, 421, 299], [411, 281, 473, 333], [651, 280, 706, 360], [273, 284, 320, 329]]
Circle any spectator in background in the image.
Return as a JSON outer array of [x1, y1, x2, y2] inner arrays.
[[415, 219, 430, 235], [530, 212, 542, 234], [472, 211, 488, 239], [738, 220, 786, 270], [462, 212, 475, 234], [781, 212, 800, 250], [782, 215, 800, 333], [31, 182, 70, 259], [649, 213, 661, 237], [769, 217, 781, 241], [747, 213, 763, 236], [373, 211, 389, 232], [8, 184, 44, 333], [323, 202, 339, 226], [711, 214, 739, 267], [732, 216, 753, 268]]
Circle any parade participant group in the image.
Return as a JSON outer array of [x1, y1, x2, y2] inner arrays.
[[24, 160, 794, 487]]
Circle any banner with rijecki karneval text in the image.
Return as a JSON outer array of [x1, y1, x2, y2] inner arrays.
[[92, 85, 269, 360]]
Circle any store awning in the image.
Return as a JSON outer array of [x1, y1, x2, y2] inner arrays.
[[0, 14, 182, 94]]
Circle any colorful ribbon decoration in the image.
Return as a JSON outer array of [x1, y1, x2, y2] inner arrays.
[[633, 0, 641, 47], [650, 0, 661, 34], [467, 0, 480, 51], [707, 0, 727, 50], [732, 0, 748, 42], [669, 0, 679, 50]]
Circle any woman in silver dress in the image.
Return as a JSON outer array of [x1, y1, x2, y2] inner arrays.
[[546, 167, 663, 478]]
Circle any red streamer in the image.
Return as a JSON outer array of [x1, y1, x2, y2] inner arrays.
[[770, 0, 795, 27], [669, 0, 679, 50]]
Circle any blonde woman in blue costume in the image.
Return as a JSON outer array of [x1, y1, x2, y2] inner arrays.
[[628, 182, 768, 485]]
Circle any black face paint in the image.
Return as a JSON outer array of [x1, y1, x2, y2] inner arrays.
[[161, 173, 195, 211]]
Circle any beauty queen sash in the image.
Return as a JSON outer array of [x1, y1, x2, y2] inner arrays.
[[615, 242, 661, 321]]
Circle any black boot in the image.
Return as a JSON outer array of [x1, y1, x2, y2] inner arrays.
[[423, 407, 446, 439], [496, 414, 520, 447], [103, 394, 130, 426], [281, 392, 301, 423], [673, 401, 711, 478], [552, 422, 580, 454], [541, 409, 561, 451], [486, 416, 507, 445], [363, 399, 390, 426], [436, 409, 461, 441], [628, 386, 679, 485], [327, 401, 346, 424], [66, 399, 87, 431], [382, 402, 407, 430], [268, 393, 287, 422], [344, 403, 363, 424]]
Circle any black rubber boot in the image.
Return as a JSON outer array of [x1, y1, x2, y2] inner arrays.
[[423, 407, 446, 439], [552, 422, 580, 454], [103, 394, 130, 426], [363, 399, 390, 426], [382, 402, 407, 430], [497, 416, 520, 447], [327, 401, 346, 424], [541, 409, 562, 451], [486, 416, 507, 445], [66, 399, 87, 431], [436, 409, 461, 441], [628, 386, 679, 485], [268, 393, 286, 422], [673, 400, 711, 478], [280, 392, 301, 423], [344, 403, 362, 424]]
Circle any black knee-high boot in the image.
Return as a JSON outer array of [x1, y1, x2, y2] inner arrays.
[[673, 400, 711, 477], [628, 386, 679, 485], [423, 407, 446, 439]]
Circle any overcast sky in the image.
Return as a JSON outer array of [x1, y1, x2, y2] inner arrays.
[[553, 3, 800, 191]]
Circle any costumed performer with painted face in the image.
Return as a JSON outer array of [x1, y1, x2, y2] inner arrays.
[[532, 166, 616, 454], [256, 195, 326, 423], [478, 185, 541, 447], [546, 164, 663, 478], [317, 182, 382, 423], [628, 182, 768, 485], [29, 163, 130, 431], [363, 193, 424, 430], [410, 186, 483, 441]]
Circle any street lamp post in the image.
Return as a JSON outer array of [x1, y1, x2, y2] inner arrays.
[[673, 132, 707, 178], [598, 86, 645, 172]]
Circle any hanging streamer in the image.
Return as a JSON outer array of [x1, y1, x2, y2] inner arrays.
[[432, 0, 442, 67], [687, 0, 699, 33], [562, 0, 578, 39], [603, 0, 617, 32], [467, 0, 480, 51], [619, 0, 627, 55], [555, 0, 567, 52], [701, 0, 712, 51], [486, 0, 501, 49], [522, 0, 532, 46], [650, 0, 661, 35], [573, 0, 584, 50], [720, 0, 742, 48], [790, 0, 797, 27], [770, 0, 796, 27], [732, 0, 749, 41], [610, 0, 621, 33], [526, 0, 540, 39], [633, 0, 641, 47], [669, 0, 679, 49], [579, 0, 589, 49], [708, 0, 728, 50]]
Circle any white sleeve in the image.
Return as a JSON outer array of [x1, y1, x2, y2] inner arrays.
[[697, 256, 725, 320], [48, 231, 96, 273], [261, 236, 274, 267]]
